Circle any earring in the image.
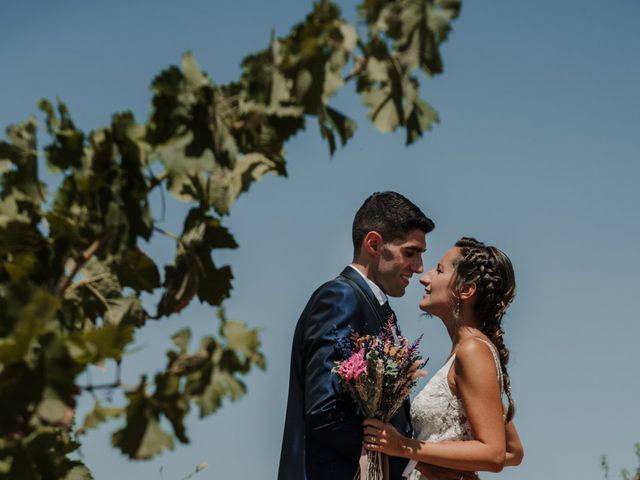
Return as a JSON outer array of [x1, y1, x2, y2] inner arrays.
[[454, 297, 461, 324]]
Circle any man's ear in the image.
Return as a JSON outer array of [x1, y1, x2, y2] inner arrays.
[[459, 282, 476, 301], [363, 231, 383, 256]]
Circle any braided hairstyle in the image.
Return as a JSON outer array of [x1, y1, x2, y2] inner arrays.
[[453, 237, 517, 422]]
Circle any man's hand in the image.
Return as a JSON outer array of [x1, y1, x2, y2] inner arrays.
[[414, 463, 479, 480]]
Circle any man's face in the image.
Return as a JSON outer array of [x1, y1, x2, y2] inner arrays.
[[374, 228, 427, 297]]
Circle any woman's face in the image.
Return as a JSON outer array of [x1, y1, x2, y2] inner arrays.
[[419, 247, 461, 316]]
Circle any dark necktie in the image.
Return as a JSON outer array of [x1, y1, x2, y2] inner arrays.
[[381, 301, 394, 321], [381, 301, 402, 337]]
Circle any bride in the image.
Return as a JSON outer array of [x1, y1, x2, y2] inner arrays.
[[363, 237, 524, 479]]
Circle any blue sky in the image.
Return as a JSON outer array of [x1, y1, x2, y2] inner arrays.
[[2, 1, 640, 479]]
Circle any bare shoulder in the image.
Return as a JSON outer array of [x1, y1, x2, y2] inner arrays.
[[454, 337, 496, 375]]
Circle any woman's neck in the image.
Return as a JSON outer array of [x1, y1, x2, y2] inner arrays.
[[452, 325, 484, 346], [447, 310, 484, 349]]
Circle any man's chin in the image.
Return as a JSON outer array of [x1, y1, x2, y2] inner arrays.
[[387, 287, 407, 298]]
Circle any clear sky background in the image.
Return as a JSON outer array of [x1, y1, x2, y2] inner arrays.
[[2, 1, 640, 479]]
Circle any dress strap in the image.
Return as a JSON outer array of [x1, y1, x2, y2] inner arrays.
[[473, 337, 504, 393]]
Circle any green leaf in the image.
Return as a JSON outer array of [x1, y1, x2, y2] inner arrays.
[[152, 372, 190, 444], [157, 133, 283, 215], [110, 112, 154, 242], [62, 464, 94, 480], [62, 257, 147, 328], [111, 382, 174, 459], [39, 99, 85, 171], [157, 209, 237, 316], [81, 400, 124, 432], [0, 426, 89, 479], [325, 106, 357, 147], [0, 117, 40, 190], [193, 368, 246, 417], [362, 86, 399, 133], [112, 248, 161, 293], [41, 105, 152, 253], [355, 0, 460, 140], [72, 323, 136, 362], [101, 295, 143, 326], [0, 220, 48, 261], [405, 98, 439, 145], [36, 387, 73, 425], [202, 152, 281, 216], [171, 328, 192, 353], [45, 211, 82, 245], [179, 313, 266, 418], [318, 106, 357, 155], [240, 39, 303, 117], [359, 0, 461, 75], [0, 117, 46, 225], [133, 415, 174, 459], [222, 319, 266, 369], [278, 2, 355, 109], [111, 378, 173, 460], [148, 52, 239, 168], [0, 283, 59, 366]]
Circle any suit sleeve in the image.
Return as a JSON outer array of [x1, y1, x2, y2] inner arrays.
[[301, 281, 365, 461]]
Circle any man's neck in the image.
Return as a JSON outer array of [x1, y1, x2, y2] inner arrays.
[[348, 263, 387, 306]]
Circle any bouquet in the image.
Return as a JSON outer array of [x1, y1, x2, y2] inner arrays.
[[332, 317, 427, 480]]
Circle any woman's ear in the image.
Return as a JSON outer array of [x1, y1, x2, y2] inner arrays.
[[363, 231, 383, 256], [459, 282, 476, 301]]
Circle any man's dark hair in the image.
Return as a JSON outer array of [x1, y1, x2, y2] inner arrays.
[[352, 191, 434, 255]]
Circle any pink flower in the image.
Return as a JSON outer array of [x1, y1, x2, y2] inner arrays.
[[337, 348, 368, 382]]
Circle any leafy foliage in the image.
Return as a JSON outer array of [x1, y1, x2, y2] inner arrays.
[[0, 0, 460, 476], [602, 443, 640, 480]]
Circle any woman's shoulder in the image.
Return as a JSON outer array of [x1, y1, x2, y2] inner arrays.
[[453, 336, 499, 375]]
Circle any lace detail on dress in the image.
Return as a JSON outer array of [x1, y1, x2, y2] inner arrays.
[[404, 339, 503, 480]]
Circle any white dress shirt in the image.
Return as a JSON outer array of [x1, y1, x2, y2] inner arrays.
[[348, 264, 387, 306]]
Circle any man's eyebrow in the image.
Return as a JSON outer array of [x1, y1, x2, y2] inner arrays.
[[405, 246, 426, 253]]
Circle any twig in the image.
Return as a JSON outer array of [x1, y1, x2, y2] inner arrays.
[[84, 283, 113, 319], [65, 273, 112, 295], [180, 463, 209, 480], [79, 361, 123, 392], [146, 170, 169, 195], [55, 229, 116, 296], [345, 39, 369, 83], [153, 226, 181, 242], [79, 381, 122, 392]]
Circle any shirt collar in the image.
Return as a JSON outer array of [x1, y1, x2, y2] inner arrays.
[[348, 264, 388, 306]]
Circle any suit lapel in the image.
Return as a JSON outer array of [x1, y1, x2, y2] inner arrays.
[[339, 267, 387, 332]]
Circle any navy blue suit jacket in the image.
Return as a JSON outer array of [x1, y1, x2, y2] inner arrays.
[[278, 267, 412, 480]]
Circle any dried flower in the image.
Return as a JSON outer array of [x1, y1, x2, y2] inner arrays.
[[336, 348, 368, 382], [332, 317, 428, 480]]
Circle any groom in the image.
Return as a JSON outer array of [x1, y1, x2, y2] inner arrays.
[[278, 192, 435, 480]]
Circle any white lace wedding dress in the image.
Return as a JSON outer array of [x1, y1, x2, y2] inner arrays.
[[403, 338, 502, 479]]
